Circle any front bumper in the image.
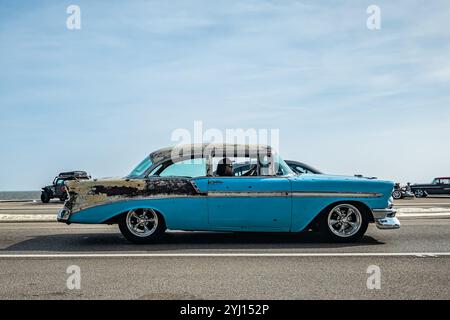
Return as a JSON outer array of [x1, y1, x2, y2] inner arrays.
[[57, 208, 71, 224], [372, 208, 400, 230]]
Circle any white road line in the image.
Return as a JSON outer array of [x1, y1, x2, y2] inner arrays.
[[395, 203, 450, 206], [0, 252, 449, 258], [0, 214, 56, 222], [397, 208, 450, 212], [397, 212, 450, 217]]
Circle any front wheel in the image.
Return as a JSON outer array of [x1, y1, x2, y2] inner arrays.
[[118, 208, 166, 244], [319, 203, 369, 243]]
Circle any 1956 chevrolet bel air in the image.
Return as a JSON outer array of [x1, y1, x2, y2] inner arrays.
[[58, 144, 400, 243]]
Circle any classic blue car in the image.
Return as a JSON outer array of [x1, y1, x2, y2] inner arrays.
[[58, 144, 400, 243]]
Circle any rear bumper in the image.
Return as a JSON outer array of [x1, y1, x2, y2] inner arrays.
[[372, 208, 400, 230], [57, 208, 71, 224]]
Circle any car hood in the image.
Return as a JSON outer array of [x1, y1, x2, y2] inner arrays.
[[289, 174, 395, 196]]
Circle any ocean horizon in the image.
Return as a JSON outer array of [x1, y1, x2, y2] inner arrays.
[[0, 191, 41, 200]]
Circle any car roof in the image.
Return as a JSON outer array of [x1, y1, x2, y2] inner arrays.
[[435, 177, 450, 179], [149, 143, 272, 164]]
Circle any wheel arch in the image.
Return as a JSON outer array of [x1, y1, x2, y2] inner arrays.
[[67, 198, 172, 225], [103, 206, 167, 226], [305, 200, 374, 231]]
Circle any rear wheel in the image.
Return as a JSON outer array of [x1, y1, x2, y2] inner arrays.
[[118, 208, 166, 244], [40, 191, 50, 203], [319, 203, 369, 243], [414, 189, 426, 198]]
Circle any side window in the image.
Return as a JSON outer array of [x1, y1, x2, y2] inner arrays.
[[213, 156, 258, 177], [212, 155, 284, 177], [294, 166, 306, 174], [159, 159, 206, 178], [56, 179, 65, 185], [234, 163, 253, 176], [148, 164, 163, 176]]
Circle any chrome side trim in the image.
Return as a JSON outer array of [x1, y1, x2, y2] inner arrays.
[[208, 191, 290, 198], [208, 191, 382, 198], [292, 191, 383, 198]]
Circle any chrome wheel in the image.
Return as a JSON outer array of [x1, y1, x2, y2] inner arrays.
[[414, 189, 424, 198], [327, 204, 362, 238], [392, 190, 402, 200], [126, 208, 158, 237]]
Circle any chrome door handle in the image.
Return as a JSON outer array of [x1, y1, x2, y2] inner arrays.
[[208, 180, 223, 184]]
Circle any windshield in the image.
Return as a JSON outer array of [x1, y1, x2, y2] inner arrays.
[[273, 154, 295, 176], [128, 156, 152, 178]]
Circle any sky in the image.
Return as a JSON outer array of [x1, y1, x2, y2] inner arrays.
[[1, 0, 450, 190]]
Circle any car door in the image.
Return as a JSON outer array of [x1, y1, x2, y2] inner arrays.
[[207, 177, 292, 231], [437, 179, 450, 194], [427, 179, 442, 195]]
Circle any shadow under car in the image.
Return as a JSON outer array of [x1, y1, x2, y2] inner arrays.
[[2, 230, 384, 253]]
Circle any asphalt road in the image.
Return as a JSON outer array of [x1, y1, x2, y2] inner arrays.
[[0, 218, 449, 299]]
